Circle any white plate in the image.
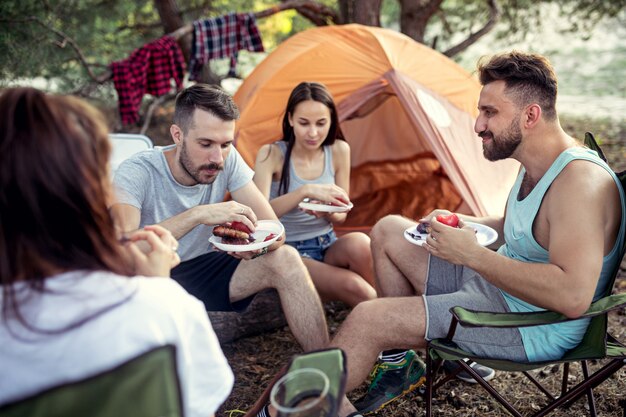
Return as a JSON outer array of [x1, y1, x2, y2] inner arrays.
[[403, 221, 498, 247], [298, 200, 354, 213], [209, 220, 284, 252]]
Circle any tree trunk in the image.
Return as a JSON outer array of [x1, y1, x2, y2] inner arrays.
[[338, 0, 382, 26], [443, 0, 502, 57], [153, 0, 191, 60], [398, 0, 443, 43], [153, 0, 221, 84], [207, 290, 287, 344]]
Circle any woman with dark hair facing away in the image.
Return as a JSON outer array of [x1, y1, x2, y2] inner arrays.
[[0, 88, 233, 417], [254, 82, 376, 306]]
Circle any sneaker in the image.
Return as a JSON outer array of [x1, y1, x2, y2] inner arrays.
[[354, 350, 426, 414], [443, 359, 496, 384]]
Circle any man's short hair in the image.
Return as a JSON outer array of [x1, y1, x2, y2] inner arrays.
[[173, 84, 240, 133], [477, 51, 558, 121]]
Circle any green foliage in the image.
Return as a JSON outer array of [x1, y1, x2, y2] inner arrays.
[[1, 0, 622, 94], [1, 0, 158, 88], [561, 115, 626, 172], [395, 0, 625, 53]]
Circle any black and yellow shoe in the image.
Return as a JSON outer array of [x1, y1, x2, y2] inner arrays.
[[354, 350, 426, 414]]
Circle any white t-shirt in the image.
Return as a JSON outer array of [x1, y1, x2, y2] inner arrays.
[[0, 270, 233, 417], [113, 145, 254, 261]]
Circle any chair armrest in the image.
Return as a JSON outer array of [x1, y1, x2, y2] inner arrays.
[[450, 293, 626, 329]]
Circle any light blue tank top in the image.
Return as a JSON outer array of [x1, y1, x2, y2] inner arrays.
[[497, 147, 626, 362], [269, 141, 335, 242]]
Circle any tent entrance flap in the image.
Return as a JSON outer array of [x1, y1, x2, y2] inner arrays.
[[340, 93, 462, 228], [344, 154, 463, 228]]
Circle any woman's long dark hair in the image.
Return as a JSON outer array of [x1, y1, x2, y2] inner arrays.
[[0, 87, 134, 330], [278, 82, 344, 195]]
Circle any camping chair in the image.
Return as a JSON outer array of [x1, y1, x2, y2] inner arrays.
[[425, 132, 626, 417], [0, 344, 183, 417], [244, 348, 348, 417], [108, 133, 154, 173]]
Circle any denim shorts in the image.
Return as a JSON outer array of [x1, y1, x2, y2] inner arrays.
[[286, 230, 337, 261]]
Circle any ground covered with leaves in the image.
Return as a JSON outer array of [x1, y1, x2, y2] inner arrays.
[[219, 275, 625, 417]]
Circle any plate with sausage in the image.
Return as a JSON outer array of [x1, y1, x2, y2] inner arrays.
[[209, 220, 284, 252]]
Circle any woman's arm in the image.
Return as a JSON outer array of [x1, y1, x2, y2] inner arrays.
[[326, 140, 352, 224], [253, 143, 307, 218]]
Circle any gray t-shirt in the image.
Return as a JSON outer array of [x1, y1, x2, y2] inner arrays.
[[269, 141, 334, 241], [113, 144, 254, 261]]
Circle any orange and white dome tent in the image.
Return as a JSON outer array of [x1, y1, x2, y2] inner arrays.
[[234, 24, 519, 230]]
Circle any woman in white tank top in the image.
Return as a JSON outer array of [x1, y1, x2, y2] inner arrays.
[[254, 82, 377, 306]]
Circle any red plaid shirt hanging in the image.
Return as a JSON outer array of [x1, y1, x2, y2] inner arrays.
[[189, 12, 264, 81], [111, 36, 186, 125]]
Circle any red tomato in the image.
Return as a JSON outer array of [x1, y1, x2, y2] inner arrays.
[[263, 233, 277, 242], [435, 213, 459, 227]]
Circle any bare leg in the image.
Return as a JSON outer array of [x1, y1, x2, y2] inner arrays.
[[330, 297, 427, 394], [324, 232, 376, 289], [370, 215, 430, 297], [302, 258, 376, 307], [229, 245, 329, 351]]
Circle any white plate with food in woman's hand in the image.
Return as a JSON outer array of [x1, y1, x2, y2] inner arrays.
[[209, 220, 284, 252], [403, 221, 498, 247], [298, 198, 354, 213]]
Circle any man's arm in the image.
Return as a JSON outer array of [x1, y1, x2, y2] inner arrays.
[[429, 162, 621, 318], [111, 199, 261, 241], [111, 203, 208, 240], [231, 181, 284, 250]]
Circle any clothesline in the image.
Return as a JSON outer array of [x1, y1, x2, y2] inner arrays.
[[111, 12, 264, 125], [168, 5, 282, 41]]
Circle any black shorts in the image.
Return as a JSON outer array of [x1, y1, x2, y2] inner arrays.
[[171, 251, 255, 312]]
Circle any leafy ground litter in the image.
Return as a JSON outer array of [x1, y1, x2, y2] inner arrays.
[[218, 272, 625, 416]]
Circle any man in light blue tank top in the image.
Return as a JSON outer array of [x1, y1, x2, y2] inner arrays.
[[323, 52, 626, 416], [111, 84, 329, 354]]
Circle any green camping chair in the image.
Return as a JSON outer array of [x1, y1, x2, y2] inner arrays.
[[244, 348, 348, 417], [425, 132, 626, 417], [0, 344, 183, 417]]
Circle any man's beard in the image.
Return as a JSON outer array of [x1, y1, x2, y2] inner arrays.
[[479, 118, 522, 161], [179, 140, 223, 184]]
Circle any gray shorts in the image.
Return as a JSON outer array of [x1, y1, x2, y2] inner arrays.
[[423, 256, 528, 362]]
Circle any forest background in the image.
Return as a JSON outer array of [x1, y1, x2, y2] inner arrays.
[[2, 1, 624, 416]]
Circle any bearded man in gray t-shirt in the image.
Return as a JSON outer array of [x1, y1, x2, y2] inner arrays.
[[111, 84, 328, 353]]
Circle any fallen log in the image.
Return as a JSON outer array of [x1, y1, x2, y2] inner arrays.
[[208, 289, 286, 344]]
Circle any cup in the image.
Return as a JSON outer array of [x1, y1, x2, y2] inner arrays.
[[270, 368, 332, 417]]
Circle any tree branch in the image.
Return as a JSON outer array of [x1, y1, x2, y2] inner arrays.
[[443, 0, 501, 57], [5, 1, 336, 127], [5, 1, 334, 88], [169, 0, 338, 39], [140, 93, 177, 135], [11, 16, 113, 83], [279, 0, 339, 26], [118, 4, 213, 32], [117, 21, 163, 32]]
